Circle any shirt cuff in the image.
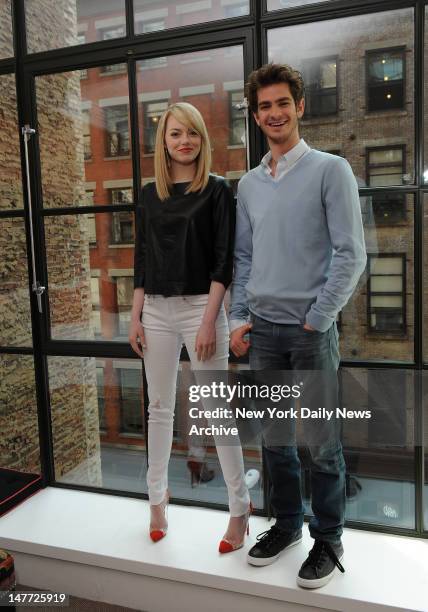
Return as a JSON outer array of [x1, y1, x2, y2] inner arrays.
[[229, 318, 249, 333], [305, 310, 334, 332]]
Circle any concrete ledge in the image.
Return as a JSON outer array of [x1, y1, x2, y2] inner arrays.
[[0, 488, 426, 612]]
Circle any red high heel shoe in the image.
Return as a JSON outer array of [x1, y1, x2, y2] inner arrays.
[[218, 502, 253, 554], [149, 491, 169, 543]]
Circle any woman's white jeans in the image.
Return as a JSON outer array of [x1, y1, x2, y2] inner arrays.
[[142, 294, 249, 516]]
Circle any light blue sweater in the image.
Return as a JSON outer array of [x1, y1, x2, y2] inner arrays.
[[229, 148, 367, 332]]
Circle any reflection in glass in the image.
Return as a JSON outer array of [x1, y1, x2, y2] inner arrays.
[[0, 219, 32, 347], [45, 213, 135, 342], [0, 75, 24, 210], [25, 0, 127, 53], [0, 0, 13, 58], [341, 368, 414, 528], [0, 355, 41, 473], [134, 0, 249, 34], [36, 65, 131, 208], [48, 356, 146, 492], [137, 46, 246, 185], [268, 8, 414, 185]]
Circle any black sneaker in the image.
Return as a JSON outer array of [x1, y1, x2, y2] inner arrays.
[[297, 540, 345, 589], [247, 525, 302, 566]]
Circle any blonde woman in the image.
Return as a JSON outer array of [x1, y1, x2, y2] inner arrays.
[[129, 102, 250, 552]]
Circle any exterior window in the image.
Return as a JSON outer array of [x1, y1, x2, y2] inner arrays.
[[119, 369, 143, 435], [367, 48, 405, 111], [110, 189, 134, 245], [104, 106, 130, 157], [229, 91, 246, 146], [144, 101, 168, 153], [367, 146, 405, 186], [367, 146, 406, 224], [302, 57, 337, 118], [77, 34, 88, 78], [116, 276, 134, 336], [82, 110, 91, 160], [87, 214, 96, 244], [91, 277, 101, 336], [96, 366, 106, 431], [138, 19, 165, 34], [368, 255, 405, 333], [99, 28, 127, 74]]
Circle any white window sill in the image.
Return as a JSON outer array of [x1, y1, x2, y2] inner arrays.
[[0, 487, 426, 611]]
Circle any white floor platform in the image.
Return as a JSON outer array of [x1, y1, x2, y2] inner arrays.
[[0, 487, 426, 612]]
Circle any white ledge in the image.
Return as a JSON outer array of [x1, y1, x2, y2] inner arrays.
[[0, 487, 426, 612]]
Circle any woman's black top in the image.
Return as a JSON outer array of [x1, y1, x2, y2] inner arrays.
[[133, 174, 236, 296]]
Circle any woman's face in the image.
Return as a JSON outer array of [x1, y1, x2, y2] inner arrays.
[[164, 114, 202, 167]]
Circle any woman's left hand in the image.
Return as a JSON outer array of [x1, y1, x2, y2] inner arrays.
[[195, 321, 216, 361]]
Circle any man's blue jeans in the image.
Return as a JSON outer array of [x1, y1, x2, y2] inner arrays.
[[249, 313, 345, 545]]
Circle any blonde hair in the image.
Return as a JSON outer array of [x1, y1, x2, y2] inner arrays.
[[154, 102, 211, 201]]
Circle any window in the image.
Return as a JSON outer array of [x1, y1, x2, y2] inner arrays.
[[96, 366, 106, 431], [138, 19, 165, 34], [143, 101, 169, 153], [91, 277, 101, 336], [119, 369, 143, 435], [82, 110, 91, 160], [116, 276, 134, 336], [104, 106, 130, 157], [229, 91, 246, 146], [367, 146, 406, 224], [367, 146, 405, 186], [87, 215, 96, 244], [368, 255, 405, 333], [367, 48, 405, 112], [302, 57, 337, 118], [110, 188, 134, 245]]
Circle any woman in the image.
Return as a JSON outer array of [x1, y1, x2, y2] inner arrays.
[[129, 102, 250, 552]]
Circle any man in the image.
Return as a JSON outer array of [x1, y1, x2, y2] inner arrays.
[[229, 63, 366, 589]]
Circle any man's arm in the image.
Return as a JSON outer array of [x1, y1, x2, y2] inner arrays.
[[229, 189, 253, 329], [306, 157, 367, 332]]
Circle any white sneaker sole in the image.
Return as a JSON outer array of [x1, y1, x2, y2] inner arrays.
[[247, 535, 303, 567], [296, 554, 344, 589]]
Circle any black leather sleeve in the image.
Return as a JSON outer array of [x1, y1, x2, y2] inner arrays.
[[133, 199, 145, 289], [210, 179, 236, 289]]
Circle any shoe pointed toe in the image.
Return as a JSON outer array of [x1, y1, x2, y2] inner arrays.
[[150, 529, 166, 543], [218, 539, 234, 554]]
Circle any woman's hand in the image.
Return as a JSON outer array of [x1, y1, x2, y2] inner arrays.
[[129, 319, 146, 358], [195, 321, 216, 361]]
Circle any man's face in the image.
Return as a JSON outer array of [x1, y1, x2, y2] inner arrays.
[[253, 82, 304, 146]]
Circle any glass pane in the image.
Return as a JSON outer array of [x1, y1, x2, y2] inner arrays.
[[342, 368, 414, 529], [25, 0, 127, 54], [268, 8, 414, 185], [134, 0, 249, 34], [0, 74, 24, 210], [0, 219, 32, 347], [371, 296, 403, 308], [371, 276, 403, 293], [0, 0, 13, 58], [370, 257, 402, 275], [48, 356, 146, 492], [45, 212, 135, 342], [268, 0, 332, 9], [137, 45, 246, 186], [369, 149, 403, 165], [340, 195, 413, 362], [35, 66, 132, 208], [0, 354, 41, 473]]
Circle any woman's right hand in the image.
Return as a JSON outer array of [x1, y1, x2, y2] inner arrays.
[[129, 319, 146, 358]]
